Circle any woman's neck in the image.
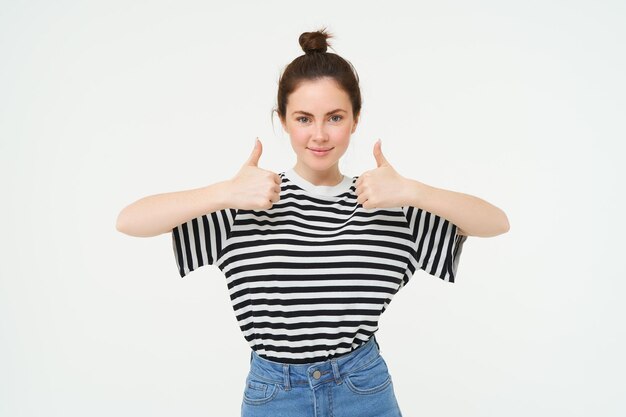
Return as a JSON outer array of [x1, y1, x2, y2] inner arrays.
[[292, 164, 344, 187]]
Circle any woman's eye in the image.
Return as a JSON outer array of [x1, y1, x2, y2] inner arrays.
[[296, 115, 342, 123]]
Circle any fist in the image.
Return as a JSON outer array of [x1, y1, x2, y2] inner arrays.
[[355, 139, 409, 209], [228, 138, 281, 210]]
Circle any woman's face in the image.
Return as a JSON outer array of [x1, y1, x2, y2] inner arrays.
[[281, 77, 358, 174]]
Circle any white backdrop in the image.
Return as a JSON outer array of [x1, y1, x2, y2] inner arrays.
[[1, 1, 624, 416]]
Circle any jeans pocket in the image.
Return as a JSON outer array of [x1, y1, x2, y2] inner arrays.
[[242, 375, 280, 405], [344, 355, 393, 395]]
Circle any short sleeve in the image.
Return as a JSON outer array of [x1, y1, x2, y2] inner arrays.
[[171, 208, 238, 278], [400, 205, 467, 285]]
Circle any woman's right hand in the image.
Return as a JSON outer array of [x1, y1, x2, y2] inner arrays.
[[227, 138, 282, 210]]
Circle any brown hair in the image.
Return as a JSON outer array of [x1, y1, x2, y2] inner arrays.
[[273, 27, 362, 126]]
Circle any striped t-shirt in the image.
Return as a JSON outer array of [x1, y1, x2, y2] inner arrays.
[[171, 168, 468, 364]]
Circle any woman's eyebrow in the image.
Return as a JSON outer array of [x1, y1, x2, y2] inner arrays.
[[292, 109, 347, 116]]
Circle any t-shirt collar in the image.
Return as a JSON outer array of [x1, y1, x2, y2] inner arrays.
[[284, 167, 353, 197]]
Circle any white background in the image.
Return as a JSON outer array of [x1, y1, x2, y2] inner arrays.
[[1, 1, 624, 416]]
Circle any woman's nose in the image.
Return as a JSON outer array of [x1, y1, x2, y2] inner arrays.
[[313, 123, 328, 139]]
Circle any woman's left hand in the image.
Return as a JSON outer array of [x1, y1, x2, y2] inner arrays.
[[355, 139, 414, 209]]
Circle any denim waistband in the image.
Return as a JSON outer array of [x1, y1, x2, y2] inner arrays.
[[247, 335, 382, 391]]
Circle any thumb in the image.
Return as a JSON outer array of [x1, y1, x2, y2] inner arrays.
[[246, 138, 263, 166], [373, 139, 388, 167]]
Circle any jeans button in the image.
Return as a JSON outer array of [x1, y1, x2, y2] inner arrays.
[[313, 370, 321, 379]]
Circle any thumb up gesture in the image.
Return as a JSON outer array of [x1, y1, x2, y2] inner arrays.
[[229, 138, 282, 210], [355, 139, 410, 209]]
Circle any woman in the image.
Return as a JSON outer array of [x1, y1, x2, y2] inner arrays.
[[117, 28, 509, 417]]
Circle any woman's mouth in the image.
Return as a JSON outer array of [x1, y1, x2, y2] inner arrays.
[[307, 147, 334, 156]]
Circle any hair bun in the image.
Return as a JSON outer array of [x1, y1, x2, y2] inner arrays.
[[299, 28, 333, 55]]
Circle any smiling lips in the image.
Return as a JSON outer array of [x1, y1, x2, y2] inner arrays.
[[308, 147, 333, 156]]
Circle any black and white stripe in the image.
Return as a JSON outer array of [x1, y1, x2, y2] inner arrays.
[[172, 208, 237, 277], [171, 171, 467, 364]]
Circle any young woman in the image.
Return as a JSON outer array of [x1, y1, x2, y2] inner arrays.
[[117, 28, 509, 417]]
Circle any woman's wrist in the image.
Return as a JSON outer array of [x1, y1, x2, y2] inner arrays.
[[204, 180, 233, 211]]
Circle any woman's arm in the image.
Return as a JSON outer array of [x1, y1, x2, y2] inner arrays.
[[116, 180, 232, 238], [402, 179, 509, 238]]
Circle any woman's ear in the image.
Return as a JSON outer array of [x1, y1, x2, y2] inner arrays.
[[280, 116, 289, 134], [351, 114, 359, 133]]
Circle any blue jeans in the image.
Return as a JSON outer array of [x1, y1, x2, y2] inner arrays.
[[241, 334, 403, 417]]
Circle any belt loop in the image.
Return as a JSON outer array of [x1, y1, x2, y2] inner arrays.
[[283, 364, 291, 391], [331, 358, 343, 385]]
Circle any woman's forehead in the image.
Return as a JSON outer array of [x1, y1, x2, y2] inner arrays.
[[287, 80, 351, 112]]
